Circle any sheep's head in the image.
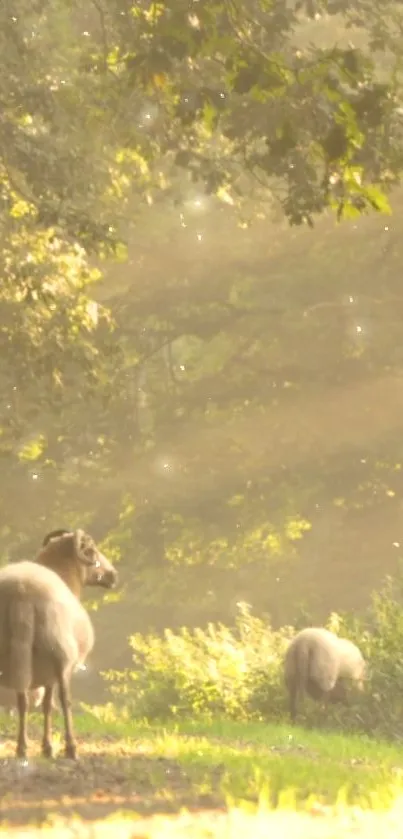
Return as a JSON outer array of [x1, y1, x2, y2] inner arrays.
[[40, 528, 118, 590]]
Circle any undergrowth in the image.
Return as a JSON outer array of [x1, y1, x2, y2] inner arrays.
[[102, 566, 403, 739]]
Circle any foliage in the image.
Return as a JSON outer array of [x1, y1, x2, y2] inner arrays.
[[325, 570, 403, 738], [3, 0, 403, 657], [77, 0, 403, 226], [103, 602, 293, 720], [102, 567, 403, 739], [3, 0, 403, 237]]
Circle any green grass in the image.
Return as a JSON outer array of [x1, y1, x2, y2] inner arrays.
[[2, 707, 403, 836], [76, 708, 403, 807]]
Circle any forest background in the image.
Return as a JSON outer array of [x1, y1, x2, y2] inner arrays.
[[3, 0, 403, 701]]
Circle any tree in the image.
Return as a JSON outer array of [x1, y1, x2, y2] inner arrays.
[[78, 0, 403, 224], [4, 0, 403, 235], [1, 0, 403, 655]]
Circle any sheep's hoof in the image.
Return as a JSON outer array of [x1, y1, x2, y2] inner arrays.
[[42, 742, 53, 759], [64, 744, 77, 761]]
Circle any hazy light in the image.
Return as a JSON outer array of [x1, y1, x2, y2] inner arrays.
[[349, 296, 354, 303], [16, 759, 30, 771], [184, 194, 210, 214], [155, 457, 174, 475], [32, 473, 39, 480], [139, 103, 159, 128], [179, 365, 185, 371], [188, 13, 200, 27], [393, 542, 400, 548], [196, 233, 202, 241], [347, 313, 371, 342]]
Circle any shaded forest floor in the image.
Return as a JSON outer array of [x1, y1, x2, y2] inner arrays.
[[1, 711, 403, 836]]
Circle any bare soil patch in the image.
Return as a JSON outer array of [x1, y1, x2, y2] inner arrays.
[[0, 732, 223, 826]]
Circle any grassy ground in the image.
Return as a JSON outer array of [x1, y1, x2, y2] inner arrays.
[[1, 707, 403, 836]]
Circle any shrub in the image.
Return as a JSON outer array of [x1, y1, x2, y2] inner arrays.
[[102, 566, 403, 738], [321, 572, 403, 738], [102, 602, 294, 721]]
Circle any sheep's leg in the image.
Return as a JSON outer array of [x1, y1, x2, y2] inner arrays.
[[57, 675, 76, 760], [16, 691, 28, 759], [41, 686, 54, 758], [289, 685, 298, 722]]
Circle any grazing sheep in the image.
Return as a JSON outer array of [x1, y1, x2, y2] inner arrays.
[[284, 627, 366, 722], [0, 528, 118, 760]]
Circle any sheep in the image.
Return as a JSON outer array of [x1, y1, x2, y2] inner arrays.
[[284, 627, 366, 722], [0, 527, 118, 760], [0, 686, 45, 715]]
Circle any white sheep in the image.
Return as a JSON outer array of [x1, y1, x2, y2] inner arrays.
[[283, 626, 366, 721], [0, 528, 118, 760], [0, 685, 45, 714]]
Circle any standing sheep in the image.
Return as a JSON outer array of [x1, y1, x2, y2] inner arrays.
[[284, 627, 366, 722], [0, 528, 118, 760], [0, 686, 45, 715]]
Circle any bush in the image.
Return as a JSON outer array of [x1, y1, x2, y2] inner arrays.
[[322, 573, 403, 738], [102, 602, 294, 721], [102, 566, 403, 739]]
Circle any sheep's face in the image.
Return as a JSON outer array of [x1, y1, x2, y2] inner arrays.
[[41, 528, 118, 590], [73, 530, 118, 590]]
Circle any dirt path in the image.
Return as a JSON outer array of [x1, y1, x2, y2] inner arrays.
[[0, 733, 222, 827]]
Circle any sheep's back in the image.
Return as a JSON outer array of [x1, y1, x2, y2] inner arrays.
[[0, 561, 95, 689], [285, 628, 342, 693], [0, 561, 80, 605]]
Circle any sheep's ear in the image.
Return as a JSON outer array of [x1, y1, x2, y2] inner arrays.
[[42, 529, 72, 547], [73, 529, 95, 566]]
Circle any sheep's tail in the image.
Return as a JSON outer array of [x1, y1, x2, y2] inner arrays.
[[7, 599, 34, 692]]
